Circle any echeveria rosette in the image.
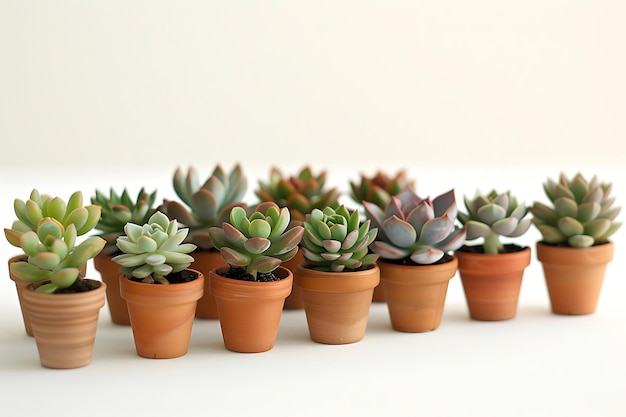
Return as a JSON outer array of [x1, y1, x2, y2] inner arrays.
[[9, 217, 106, 294], [208, 203, 304, 281], [458, 190, 532, 254], [113, 211, 197, 284], [349, 170, 415, 211], [301, 205, 379, 272], [363, 188, 466, 265], [530, 173, 621, 248], [158, 164, 248, 250]]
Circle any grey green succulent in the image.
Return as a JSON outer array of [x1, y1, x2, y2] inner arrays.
[[363, 188, 466, 265], [255, 166, 341, 223], [458, 190, 532, 254], [113, 211, 197, 284], [531, 173, 621, 248], [208, 203, 304, 281], [301, 205, 379, 272], [350, 170, 415, 211], [8, 217, 106, 293], [158, 164, 247, 250]]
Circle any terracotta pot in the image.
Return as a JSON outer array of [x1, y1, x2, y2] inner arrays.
[[294, 263, 380, 344], [120, 269, 204, 359], [280, 249, 305, 310], [210, 266, 292, 353], [22, 279, 106, 369], [94, 251, 129, 325], [378, 257, 458, 332], [456, 246, 531, 321], [190, 250, 228, 319], [536, 241, 614, 315]]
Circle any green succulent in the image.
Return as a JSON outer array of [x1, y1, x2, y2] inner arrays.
[[158, 164, 248, 250], [363, 188, 466, 265], [458, 190, 532, 254], [350, 170, 415, 211], [531, 173, 621, 248], [301, 205, 379, 272], [255, 166, 341, 223], [208, 203, 304, 281], [9, 217, 106, 294], [5, 189, 102, 248], [113, 211, 197, 284]]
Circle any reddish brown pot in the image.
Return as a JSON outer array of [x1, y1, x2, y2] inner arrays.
[[94, 251, 129, 325], [379, 257, 458, 332], [120, 269, 204, 359], [372, 281, 386, 303], [22, 279, 107, 369], [280, 249, 305, 310], [456, 246, 531, 321], [190, 250, 228, 319], [210, 266, 292, 353], [537, 242, 614, 315], [294, 263, 380, 344]]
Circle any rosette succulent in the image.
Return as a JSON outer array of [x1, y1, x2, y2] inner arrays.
[[8, 217, 106, 293], [531, 173, 621, 248], [458, 190, 532, 254], [349, 170, 415, 211], [301, 205, 379, 272], [208, 203, 304, 281], [113, 211, 197, 284], [254, 166, 341, 223], [158, 164, 247, 250], [363, 188, 466, 264]]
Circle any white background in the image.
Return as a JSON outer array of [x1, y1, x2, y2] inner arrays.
[[1, 2, 624, 416]]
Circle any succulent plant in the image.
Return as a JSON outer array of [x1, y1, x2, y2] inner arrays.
[[158, 164, 247, 250], [208, 203, 304, 281], [349, 170, 415, 211], [113, 211, 197, 285], [363, 188, 466, 265], [458, 190, 532, 254], [254, 166, 341, 223], [530, 173, 621, 248], [91, 187, 158, 254], [300, 205, 379, 272], [8, 217, 106, 294]]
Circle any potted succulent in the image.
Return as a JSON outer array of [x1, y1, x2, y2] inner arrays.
[[158, 164, 247, 319], [6, 214, 107, 369], [4, 189, 100, 336], [255, 165, 341, 309], [294, 205, 380, 344], [456, 190, 533, 321], [530, 173, 621, 315], [208, 202, 304, 353], [363, 187, 466, 332], [113, 211, 203, 359], [91, 187, 158, 324]]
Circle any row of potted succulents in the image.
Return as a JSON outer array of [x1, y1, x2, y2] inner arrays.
[[3, 167, 621, 369]]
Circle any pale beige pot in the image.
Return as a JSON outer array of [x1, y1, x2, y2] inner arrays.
[[22, 279, 107, 369]]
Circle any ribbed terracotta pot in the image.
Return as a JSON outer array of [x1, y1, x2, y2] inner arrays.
[[94, 251, 129, 325], [280, 248, 305, 310], [537, 241, 614, 315], [210, 266, 292, 353], [456, 246, 531, 321], [294, 263, 380, 344], [8, 254, 33, 336], [379, 256, 458, 332], [120, 269, 204, 359], [22, 279, 107, 369], [190, 250, 228, 319]]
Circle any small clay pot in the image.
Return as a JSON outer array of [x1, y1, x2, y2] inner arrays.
[[280, 249, 305, 310], [94, 251, 130, 325], [8, 254, 33, 336], [190, 250, 228, 319]]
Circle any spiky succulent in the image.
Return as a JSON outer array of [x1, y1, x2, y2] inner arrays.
[[4, 189, 102, 248], [301, 205, 379, 272], [458, 190, 532, 254], [363, 188, 466, 265], [255, 166, 341, 223], [91, 187, 158, 254], [350, 170, 415, 211], [9, 217, 106, 293], [113, 211, 197, 284], [208, 203, 304, 281], [530, 173, 621, 248], [158, 164, 247, 250]]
